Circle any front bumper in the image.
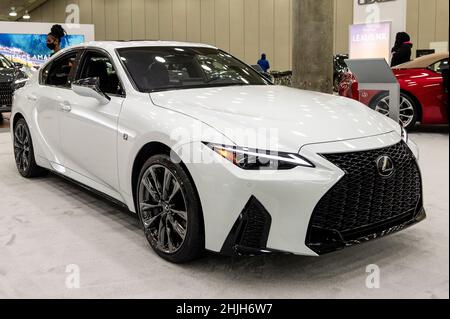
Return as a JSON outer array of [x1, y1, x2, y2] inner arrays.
[[183, 131, 425, 256]]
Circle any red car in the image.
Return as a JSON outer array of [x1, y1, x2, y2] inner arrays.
[[339, 52, 449, 129]]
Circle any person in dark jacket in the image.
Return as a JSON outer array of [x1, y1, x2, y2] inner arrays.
[[257, 53, 270, 72], [391, 32, 413, 67], [47, 24, 67, 56]]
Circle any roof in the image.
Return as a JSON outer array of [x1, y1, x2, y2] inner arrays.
[[393, 52, 449, 69], [71, 40, 218, 51]]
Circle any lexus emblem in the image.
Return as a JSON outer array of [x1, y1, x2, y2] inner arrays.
[[376, 156, 395, 177], [358, 0, 396, 5]]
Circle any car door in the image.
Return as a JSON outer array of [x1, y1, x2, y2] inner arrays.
[[423, 59, 449, 123], [32, 49, 81, 169], [59, 48, 125, 195]]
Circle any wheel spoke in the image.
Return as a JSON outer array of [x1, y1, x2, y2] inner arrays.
[[162, 168, 172, 200], [400, 115, 413, 122], [158, 216, 167, 247], [140, 202, 161, 211], [167, 182, 180, 203], [142, 177, 159, 201], [15, 129, 22, 144], [17, 154, 23, 170], [171, 209, 187, 221], [22, 154, 28, 170], [23, 135, 29, 146], [142, 211, 162, 228], [166, 220, 175, 251], [150, 167, 163, 196], [170, 219, 186, 240]]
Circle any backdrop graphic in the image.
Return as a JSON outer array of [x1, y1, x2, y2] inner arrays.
[[0, 33, 85, 67], [0, 21, 94, 68]]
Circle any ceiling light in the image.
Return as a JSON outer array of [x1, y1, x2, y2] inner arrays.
[[23, 10, 30, 20], [9, 7, 18, 17]]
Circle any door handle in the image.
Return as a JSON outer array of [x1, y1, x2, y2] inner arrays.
[[27, 94, 37, 101], [59, 102, 72, 112]]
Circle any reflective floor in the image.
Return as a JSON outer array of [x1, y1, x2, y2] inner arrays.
[[0, 127, 448, 299]]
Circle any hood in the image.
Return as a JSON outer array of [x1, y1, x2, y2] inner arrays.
[[150, 85, 398, 152]]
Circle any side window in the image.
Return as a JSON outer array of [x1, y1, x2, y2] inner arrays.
[[429, 59, 449, 74], [78, 51, 124, 96], [45, 52, 78, 87]]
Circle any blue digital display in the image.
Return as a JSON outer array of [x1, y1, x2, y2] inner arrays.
[[0, 33, 85, 67]]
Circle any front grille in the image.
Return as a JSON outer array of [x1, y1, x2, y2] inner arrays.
[[309, 142, 422, 241], [0, 82, 13, 107]]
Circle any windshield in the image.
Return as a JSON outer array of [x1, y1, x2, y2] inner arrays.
[[117, 47, 269, 92], [0, 55, 13, 69]]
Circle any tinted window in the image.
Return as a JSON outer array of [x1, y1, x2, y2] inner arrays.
[[117, 47, 269, 92], [45, 52, 78, 87], [78, 51, 123, 96]]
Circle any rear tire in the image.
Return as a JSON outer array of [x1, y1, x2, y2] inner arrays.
[[136, 154, 204, 263], [13, 118, 48, 178], [369, 92, 419, 130]]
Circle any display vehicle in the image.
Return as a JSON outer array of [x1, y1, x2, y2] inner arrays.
[[339, 52, 449, 129], [12, 41, 425, 263], [0, 53, 29, 120]]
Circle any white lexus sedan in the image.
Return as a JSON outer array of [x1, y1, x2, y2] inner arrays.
[[11, 41, 425, 263]]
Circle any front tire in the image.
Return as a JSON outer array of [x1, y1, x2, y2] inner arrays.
[[370, 92, 419, 130], [13, 118, 47, 178], [136, 154, 204, 263]]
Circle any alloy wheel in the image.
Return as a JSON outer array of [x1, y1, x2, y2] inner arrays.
[[375, 95, 415, 128], [14, 123, 31, 173], [138, 164, 188, 254]]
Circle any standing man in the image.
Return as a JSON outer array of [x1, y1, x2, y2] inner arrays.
[[257, 53, 271, 73]]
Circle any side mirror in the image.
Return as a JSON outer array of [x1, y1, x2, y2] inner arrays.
[[71, 77, 110, 105]]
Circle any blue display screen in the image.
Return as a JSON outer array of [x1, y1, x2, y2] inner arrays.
[[0, 33, 85, 67]]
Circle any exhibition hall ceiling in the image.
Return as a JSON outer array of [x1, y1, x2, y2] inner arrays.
[[0, 0, 47, 21]]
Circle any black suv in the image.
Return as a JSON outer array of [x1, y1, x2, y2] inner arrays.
[[0, 54, 29, 121]]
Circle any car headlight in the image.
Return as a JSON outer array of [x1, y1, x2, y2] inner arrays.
[[14, 78, 28, 89], [203, 142, 315, 170]]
